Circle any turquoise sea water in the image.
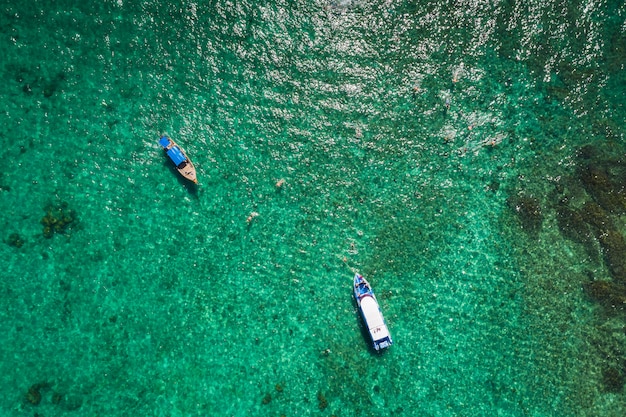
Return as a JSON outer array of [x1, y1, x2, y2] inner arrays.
[[1, 0, 625, 415]]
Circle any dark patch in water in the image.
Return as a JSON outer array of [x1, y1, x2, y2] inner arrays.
[[506, 194, 543, 235], [583, 280, 626, 314], [602, 366, 625, 393], [579, 164, 626, 215]]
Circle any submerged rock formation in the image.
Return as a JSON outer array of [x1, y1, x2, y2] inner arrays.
[[6, 232, 25, 248], [556, 202, 592, 245], [506, 194, 543, 234], [602, 366, 626, 393], [40, 202, 77, 238], [583, 280, 626, 313], [576, 201, 626, 285], [578, 146, 626, 215]]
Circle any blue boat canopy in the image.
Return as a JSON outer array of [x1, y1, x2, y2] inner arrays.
[[167, 146, 186, 166], [159, 136, 171, 148]]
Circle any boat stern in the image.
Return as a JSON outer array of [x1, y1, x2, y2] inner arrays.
[[373, 336, 393, 351]]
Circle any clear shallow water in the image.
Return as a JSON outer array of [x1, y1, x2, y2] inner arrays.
[[1, 0, 625, 415]]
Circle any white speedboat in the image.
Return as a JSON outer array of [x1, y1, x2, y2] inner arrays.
[[353, 273, 393, 351]]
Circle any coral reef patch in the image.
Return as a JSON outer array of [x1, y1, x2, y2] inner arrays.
[[40, 202, 77, 238], [6, 232, 25, 248]]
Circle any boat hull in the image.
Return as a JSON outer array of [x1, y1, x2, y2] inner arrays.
[[353, 273, 393, 351]]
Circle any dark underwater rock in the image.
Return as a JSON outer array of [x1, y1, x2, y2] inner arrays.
[[556, 204, 591, 244], [577, 144, 599, 161], [580, 201, 626, 284], [7, 232, 25, 248], [581, 201, 613, 233], [40, 202, 77, 238], [26, 384, 42, 405], [506, 194, 543, 234], [52, 391, 63, 404], [556, 202, 600, 260], [602, 366, 625, 393], [580, 164, 611, 193], [317, 391, 328, 410], [584, 280, 626, 312], [25, 382, 52, 406], [486, 180, 500, 192], [43, 72, 66, 98], [598, 230, 626, 285], [580, 163, 626, 215]]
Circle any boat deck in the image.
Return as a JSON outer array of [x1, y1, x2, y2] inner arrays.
[[360, 296, 391, 340]]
